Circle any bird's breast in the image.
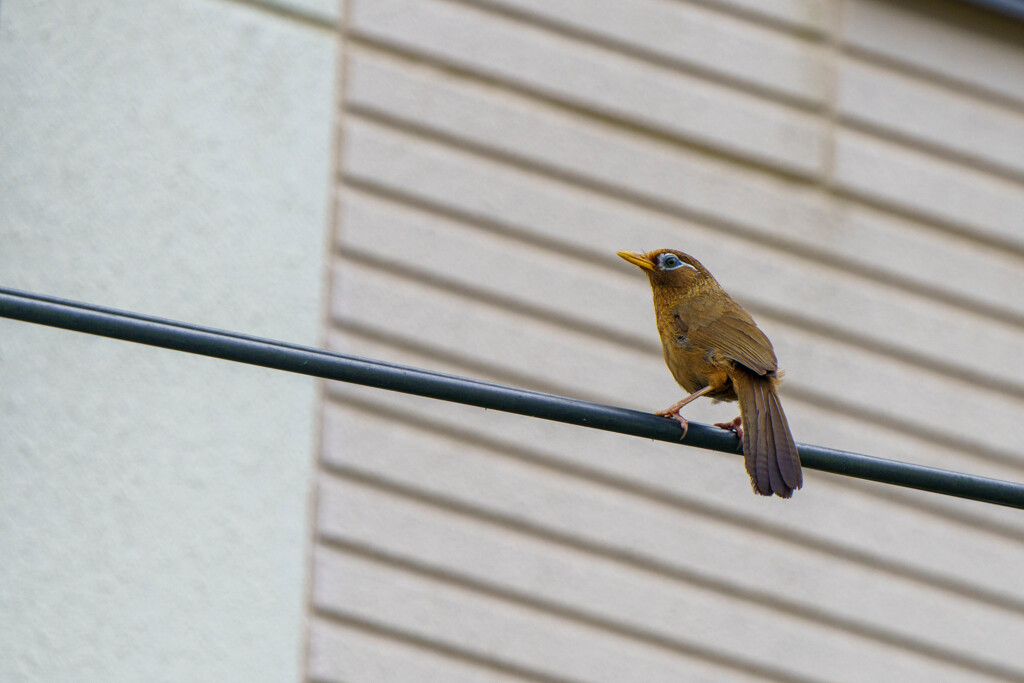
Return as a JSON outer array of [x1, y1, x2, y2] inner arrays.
[[658, 329, 736, 401]]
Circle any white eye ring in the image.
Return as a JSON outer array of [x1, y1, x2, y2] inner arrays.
[[659, 254, 695, 271]]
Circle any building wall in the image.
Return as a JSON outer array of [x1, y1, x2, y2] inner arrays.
[[314, 0, 1024, 681], [4, 1, 1024, 682], [0, 1, 338, 681]]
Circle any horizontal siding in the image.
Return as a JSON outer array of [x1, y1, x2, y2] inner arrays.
[[317, 474, 1005, 682], [343, 49, 830, 239], [324, 336, 1024, 543], [315, 547, 773, 682], [834, 130, 1024, 249], [842, 0, 1024, 106], [349, 0, 827, 176], [469, 0, 832, 106], [343, 50, 1024, 322], [338, 126, 1024, 394], [325, 267, 1024, 592], [331, 254, 1023, 459], [313, 0, 1024, 680], [696, 0, 835, 34], [308, 618, 529, 682], [837, 57, 1024, 179], [330, 252, 1024, 465], [316, 403, 1024, 681]]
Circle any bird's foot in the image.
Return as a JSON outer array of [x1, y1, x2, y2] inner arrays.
[[714, 416, 743, 442], [655, 405, 690, 440]]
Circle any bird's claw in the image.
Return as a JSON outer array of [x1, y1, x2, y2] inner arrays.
[[656, 408, 690, 440], [714, 416, 743, 443]]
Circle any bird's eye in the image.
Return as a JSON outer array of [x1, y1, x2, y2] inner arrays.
[[661, 254, 682, 269]]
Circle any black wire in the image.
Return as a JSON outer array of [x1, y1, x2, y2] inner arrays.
[[2, 285, 1023, 509]]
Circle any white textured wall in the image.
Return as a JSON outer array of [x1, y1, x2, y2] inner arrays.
[[313, 0, 1024, 681], [0, 1, 338, 681]]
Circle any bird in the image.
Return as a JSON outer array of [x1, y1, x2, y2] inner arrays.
[[618, 248, 802, 498]]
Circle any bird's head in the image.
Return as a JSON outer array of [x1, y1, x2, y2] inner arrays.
[[617, 249, 708, 291]]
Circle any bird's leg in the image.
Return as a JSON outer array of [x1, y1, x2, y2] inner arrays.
[[656, 385, 713, 439], [714, 416, 743, 442]]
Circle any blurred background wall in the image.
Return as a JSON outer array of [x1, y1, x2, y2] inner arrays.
[[3, 0, 1024, 681], [0, 1, 337, 681]]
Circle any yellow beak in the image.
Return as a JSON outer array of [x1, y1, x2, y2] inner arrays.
[[617, 250, 654, 271]]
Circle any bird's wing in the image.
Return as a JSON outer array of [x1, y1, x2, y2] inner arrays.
[[686, 306, 778, 376]]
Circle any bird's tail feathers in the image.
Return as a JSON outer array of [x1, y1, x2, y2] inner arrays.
[[734, 371, 802, 498]]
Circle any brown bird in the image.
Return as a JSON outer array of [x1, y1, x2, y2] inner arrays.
[[618, 248, 802, 498]]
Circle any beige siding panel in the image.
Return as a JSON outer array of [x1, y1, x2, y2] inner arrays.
[[323, 385, 1024, 614], [773, 324, 1024, 463], [319, 404, 1024, 677], [348, 0, 826, 176], [470, 0, 830, 105], [308, 618, 528, 683], [313, 546, 770, 683], [337, 191, 652, 336], [343, 50, 819, 238], [834, 130, 1024, 248], [838, 58, 1024, 179], [329, 324, 1024, 486], [323, 3, 1024, 679], [342, 52, 1024, 322], [789, 402, 1024, 523], [325, 368, 1024, 538], [331, 260, 668, 404], [327, 301, 1024, 593], [833, 203, 1024, 323], [324, 347, 752, 497], [842, 0, 1024, 106], [707, 0, 834, 33], [338, 181, 1024, 396], [318, 475, 1010, 682], [331, 260, 1024, 464]]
